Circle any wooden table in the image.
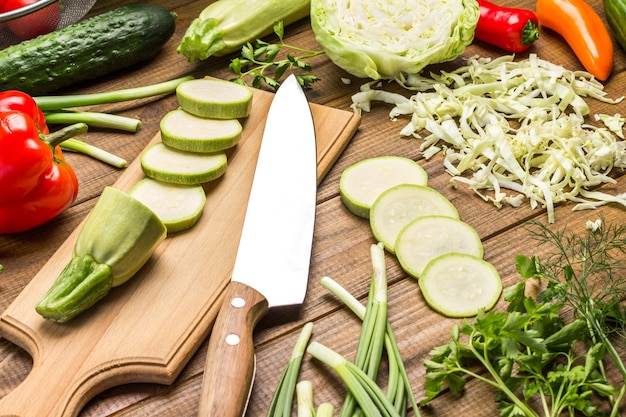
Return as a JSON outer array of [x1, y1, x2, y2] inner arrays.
[[1, 0, 624, 415]]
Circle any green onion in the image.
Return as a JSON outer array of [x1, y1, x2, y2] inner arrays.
[[296, 381, 315, 417], [267, 322, 314, 417], [307, 341, 402, 417], [34, 77, 196, 168], [45, 111, 141, 132], [339, 243, 388, 417], [61, 138, 127, 168], [321, 246, 419, 416], [316, 403, 334, 417], [320, 278, 419, 416], [34, 76, 194, 111]]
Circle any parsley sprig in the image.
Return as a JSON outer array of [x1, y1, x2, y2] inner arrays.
[[421, 217, 626, 417], [229, 21, 324, 90]]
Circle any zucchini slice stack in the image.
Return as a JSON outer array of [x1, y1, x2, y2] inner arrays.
[[130, 78, 253, 234]]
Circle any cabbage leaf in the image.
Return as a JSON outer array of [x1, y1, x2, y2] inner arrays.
[[310, 0, 479, 79]]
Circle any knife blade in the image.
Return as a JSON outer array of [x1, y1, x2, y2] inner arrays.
[[197, 74, 317, 417]]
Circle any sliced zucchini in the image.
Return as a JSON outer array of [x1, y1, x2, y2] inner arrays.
[[141, 142, 227, 185], [339, 156, 428, 218], [395, 215, 483, 279], [160, 109, 242, 153], [370, 184, 459, 253], [176, 78, 253, 119], [419, 253, 502, 317], [129, 178, 206, 234]]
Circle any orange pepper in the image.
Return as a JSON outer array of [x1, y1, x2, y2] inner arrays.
[[536, 0, 613, 81]]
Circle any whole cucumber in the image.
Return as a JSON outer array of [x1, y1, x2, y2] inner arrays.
[[0, 4, 176, 95], [605, 0, 626, 52]]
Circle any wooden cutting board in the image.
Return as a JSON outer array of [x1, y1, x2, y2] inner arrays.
[[0, 87, 360, 417]]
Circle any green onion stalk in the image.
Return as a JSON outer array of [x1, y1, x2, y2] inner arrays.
[[61, 138, 127, 169], [296, 380, 335, 417], [338, 243, 389, 417], [46, 111, 141, 133], [34, 76, 194, 110], [267, 322, 314, 417], [307, 341, 402, 417], [34, 76, 195, 168], [316, 402, 334, 417], [296, 381, 315, 417], [320, 276, 419, 417], [317, 243, 420, 417]]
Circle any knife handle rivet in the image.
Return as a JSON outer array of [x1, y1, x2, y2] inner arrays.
[[231, 297, 246, 308], [226, 334, 241, 346]]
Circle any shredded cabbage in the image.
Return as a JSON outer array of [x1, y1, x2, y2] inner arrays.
[[352, 54, 626, 223], [310, 0, 479, 80]]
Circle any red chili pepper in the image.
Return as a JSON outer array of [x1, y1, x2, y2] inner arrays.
[[475, 0, 540, 53], [0, 109, 81, 233]]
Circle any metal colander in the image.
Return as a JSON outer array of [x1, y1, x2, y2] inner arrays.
[[0, 0, 97, 49]]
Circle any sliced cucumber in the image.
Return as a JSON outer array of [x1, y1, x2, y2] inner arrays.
[[340, 156, 428, 218], [160, 109, 242, 153], [129, 178, 206, 234], [176, 78, 253, 119], [370, 184, 459, 253], [395, 215, 483, 279], [419, 253, 502, 317], [141, 142, 227, 185]]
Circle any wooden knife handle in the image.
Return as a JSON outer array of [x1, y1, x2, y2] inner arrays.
[[197, 280, 269, 417]]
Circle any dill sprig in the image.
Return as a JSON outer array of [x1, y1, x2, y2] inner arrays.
[[229, 21, 324, 90], [525, 216, 626, 345], [521, 216, 626, 417]]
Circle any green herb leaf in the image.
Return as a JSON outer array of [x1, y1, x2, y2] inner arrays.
[[422, 218, 626, 416], [229, 20, 324, 90], [273, 20, 285, 41]]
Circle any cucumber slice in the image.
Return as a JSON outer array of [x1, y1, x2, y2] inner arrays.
[[141, 142, 227, 185], [419, 253, 502, 317], [370, 184, 459, 253], [340, 156, 428, 218], [129, 178, 206, 234], [395, 215, 483, 279], [160, 109, 242, 153], [176, 78, 253, 119]]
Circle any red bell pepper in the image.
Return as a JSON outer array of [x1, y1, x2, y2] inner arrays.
[[475, 0, 540, 53], [0, 90, 48, 133], [0, 108, 85, 233]]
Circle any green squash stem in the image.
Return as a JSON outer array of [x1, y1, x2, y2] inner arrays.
[[35, 254, 112, 323]]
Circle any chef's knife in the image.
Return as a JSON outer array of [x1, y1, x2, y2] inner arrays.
[[197, 74, 317, 417]]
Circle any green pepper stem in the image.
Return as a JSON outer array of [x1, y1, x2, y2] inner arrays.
[[44, 123, 89, 149], [522, 20, 540, 46]]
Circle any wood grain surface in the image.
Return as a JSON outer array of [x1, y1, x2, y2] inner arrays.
[[1, 0, 625, 416], [0, 80, 358, 417]]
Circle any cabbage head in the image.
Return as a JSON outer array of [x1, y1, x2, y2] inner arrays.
[[310, 0, 479, 80]]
